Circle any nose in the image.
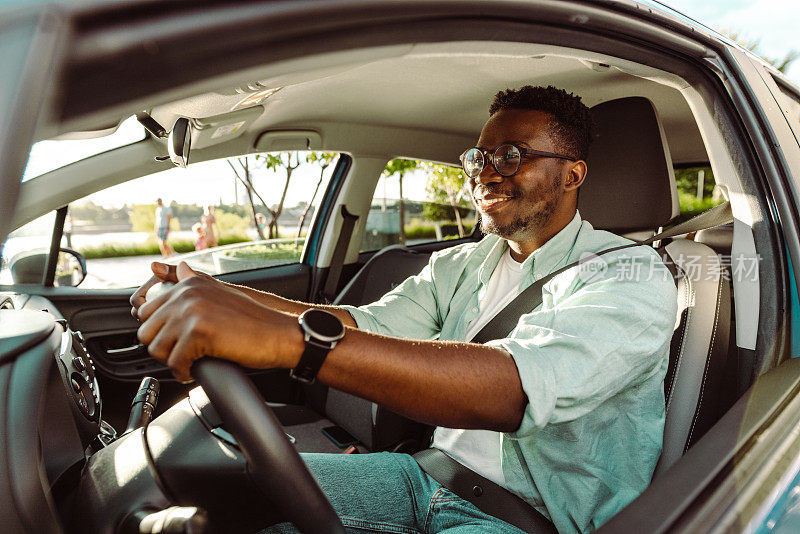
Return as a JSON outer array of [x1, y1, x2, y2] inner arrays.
[[476, 161, 503, 186]]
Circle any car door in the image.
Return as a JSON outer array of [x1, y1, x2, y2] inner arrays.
[[4, 148, 356, 430]]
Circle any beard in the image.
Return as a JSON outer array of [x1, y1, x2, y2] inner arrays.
[[477, 171, 562, 240]]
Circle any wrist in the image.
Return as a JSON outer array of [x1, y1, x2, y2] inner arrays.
[[276, 311, 305, 369], [289, 309, 345, 383]]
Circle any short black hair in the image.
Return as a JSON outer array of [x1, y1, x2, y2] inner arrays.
[[489, 85, 593, 161]]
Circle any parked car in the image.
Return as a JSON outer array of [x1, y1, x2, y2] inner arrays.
[[2, 1, 800, 532]]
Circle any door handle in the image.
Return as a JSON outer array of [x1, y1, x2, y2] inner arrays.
[[106, 343, 146, 358]]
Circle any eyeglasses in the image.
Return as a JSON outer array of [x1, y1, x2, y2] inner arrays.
[[459, 144, 574, 178]]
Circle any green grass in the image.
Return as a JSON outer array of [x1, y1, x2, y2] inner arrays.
[[79, 235, 249, 259], [220, 242, 303, 260], [403, 220, 475, 240], [675, 193, 723, 224]]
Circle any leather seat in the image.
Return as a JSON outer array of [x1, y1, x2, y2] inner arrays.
[[276, 97, 733, 476], [653, 239, 731, 475], [273, 245, 432, 453]]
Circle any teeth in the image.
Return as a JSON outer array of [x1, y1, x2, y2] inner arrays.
[[480, 198, 509, 205]]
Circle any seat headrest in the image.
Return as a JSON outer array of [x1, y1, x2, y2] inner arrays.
[[578, 97, 679, 232]]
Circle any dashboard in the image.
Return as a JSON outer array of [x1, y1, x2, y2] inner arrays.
[[0, 293, 111, 532], [58, 327, 101, 424], [0, 292, 272, 532]]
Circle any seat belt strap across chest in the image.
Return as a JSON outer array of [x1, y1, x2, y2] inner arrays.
[[320, 205, 359, 303], [470, 201, 733, 344]]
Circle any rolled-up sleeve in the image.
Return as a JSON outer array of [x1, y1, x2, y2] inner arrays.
[[340, 255, 442, 340], [494, 264, 678, 438]]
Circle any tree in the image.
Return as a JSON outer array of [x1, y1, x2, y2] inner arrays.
[[227, 157, 269, 240], [422, 163, 470, 237], [258, 152, 300, 239], [226, 152, 302, 240], [296, 152, 337, 239], [383, 159, 421, 243]]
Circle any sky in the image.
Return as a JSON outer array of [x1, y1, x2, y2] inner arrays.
[[659, 0, 800, 84]]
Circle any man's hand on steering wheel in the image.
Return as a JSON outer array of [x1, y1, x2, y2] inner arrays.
[[134, 262, 301, 382]]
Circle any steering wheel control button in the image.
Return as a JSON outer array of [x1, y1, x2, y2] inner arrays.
[[473, 485, 484, 497], [72, 355, 86, 371]]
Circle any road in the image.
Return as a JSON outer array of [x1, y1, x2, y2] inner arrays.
[[84, 254, 161, 289]]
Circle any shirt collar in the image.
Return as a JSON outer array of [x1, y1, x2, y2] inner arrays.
[[478, 211, 584, 284]]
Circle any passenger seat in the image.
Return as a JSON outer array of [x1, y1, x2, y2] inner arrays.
[[271, 245, 432, 453]]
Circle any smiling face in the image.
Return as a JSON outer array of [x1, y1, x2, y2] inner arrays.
[[471, 109, 577, 249]]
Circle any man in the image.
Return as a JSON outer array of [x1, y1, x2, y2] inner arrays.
[[132, 86, 677, 533], [154, 198, 175, 257]]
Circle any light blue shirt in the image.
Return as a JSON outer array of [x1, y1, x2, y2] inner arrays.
[[341, 212, 678, 533]]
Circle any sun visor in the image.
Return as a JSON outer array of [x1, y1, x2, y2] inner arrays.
[[254, 130, 323, 151], [189, 106, 263, 149]]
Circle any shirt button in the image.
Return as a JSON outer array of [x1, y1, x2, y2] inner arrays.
[[472, 307, 479, 313]]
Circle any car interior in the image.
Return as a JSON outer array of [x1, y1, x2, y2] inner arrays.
[[0, 15, 789, 533]]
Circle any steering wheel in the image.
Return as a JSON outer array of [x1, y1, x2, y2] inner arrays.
[[191, 357, 344, 534]]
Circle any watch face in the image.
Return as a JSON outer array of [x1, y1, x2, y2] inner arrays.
[[301, 309, 345, 342]]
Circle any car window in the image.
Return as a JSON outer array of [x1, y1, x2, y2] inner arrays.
[[674, 165, 723, 222], [360, 159, 477, 252], [22, 116, 147, 182], [62, 151, 338, 289], [0, 212, 57, 285]]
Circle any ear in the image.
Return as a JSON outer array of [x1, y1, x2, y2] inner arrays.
[[563, 160, 587, 192]]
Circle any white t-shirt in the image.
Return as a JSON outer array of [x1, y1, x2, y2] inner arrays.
[[155, 205, 172, 229], [432, 248, 525, 487]]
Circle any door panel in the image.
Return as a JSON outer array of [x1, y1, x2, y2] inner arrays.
[[25, 262, 312, 430]]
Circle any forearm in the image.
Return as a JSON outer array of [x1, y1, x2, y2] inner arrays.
[[280, 323, 527, 431], [222, 281, 357, 327]]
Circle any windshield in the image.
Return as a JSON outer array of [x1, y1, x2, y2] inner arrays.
[[21, 116, 146, 182]]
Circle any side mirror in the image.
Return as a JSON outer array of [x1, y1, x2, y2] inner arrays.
[[168, 117, 192, 168], [9, 248, 87, 287]]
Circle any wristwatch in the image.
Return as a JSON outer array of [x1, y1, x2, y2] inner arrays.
[[290, 308, 346, 384]]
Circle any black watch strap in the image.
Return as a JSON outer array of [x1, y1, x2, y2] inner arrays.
[[290, 338, 333, 384]]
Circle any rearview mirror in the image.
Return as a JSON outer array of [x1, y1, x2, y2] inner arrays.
[[168, 117, 192, 168], [9, 248, 87, 287]]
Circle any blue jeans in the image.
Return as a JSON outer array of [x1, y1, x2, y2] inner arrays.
[[266, 452, 525, 533]]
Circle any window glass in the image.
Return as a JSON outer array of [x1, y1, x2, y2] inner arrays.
[[674, 166, 723, 223], [360, 159, 477, 252], [0, 212, 56, 284], [22, 116, 147, 182], [63, 151, 338, 289]]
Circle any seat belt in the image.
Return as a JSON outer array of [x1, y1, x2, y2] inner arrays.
[[414, 202, 734, 531], [414, 448, 558, 533], [320, 205, 359, 303], [470, 201, 733, 344]]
